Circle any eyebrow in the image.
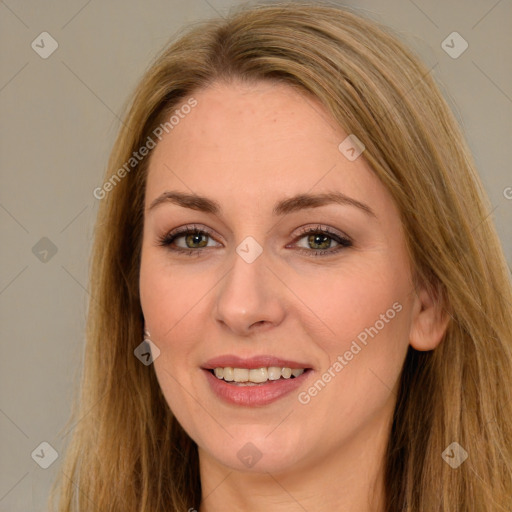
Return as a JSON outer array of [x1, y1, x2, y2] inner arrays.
[[147, 190, 376, 218]]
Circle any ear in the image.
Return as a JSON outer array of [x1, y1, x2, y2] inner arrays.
[[409, 282, 450, 351]]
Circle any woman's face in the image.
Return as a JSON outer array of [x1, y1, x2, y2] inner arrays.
[[139, 80, 421, 474]]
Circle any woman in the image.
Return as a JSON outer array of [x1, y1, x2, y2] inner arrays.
[[50, 2, 512, 511]]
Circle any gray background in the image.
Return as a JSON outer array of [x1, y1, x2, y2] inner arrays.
[[0, 0, 510, 510]]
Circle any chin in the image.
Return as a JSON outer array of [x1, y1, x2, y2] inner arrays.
[[200, 427, 307, 474]]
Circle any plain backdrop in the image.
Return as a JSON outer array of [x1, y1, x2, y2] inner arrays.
[[0, 0, 511, 510]]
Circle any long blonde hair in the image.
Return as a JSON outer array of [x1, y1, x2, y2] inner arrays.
[[50, 2, 512, 510]]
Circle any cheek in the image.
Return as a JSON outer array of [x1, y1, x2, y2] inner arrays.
[[139, 252, 217, 423], [293, 261, 410, 412], [139, 266, 207, 443], [293, 258, 408, 348], [139, 248, 216, 340]]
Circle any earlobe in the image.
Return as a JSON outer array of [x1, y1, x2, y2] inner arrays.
[[409, 283, 451, 351]]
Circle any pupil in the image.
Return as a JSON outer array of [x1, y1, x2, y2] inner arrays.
[[187, 232, 207, 248], [310, 234, 329, 249]]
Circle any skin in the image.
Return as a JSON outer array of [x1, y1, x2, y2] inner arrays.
[[139, 80, 449, 512]]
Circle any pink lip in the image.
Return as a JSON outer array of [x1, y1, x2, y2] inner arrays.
[[203, 368, 313, 407], [202, 355, 311, 370]]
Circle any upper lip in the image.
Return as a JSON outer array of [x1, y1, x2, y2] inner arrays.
[[202, 355, 312, 370]]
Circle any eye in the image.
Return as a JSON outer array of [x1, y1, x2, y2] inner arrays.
[[157, 224, 219, 256], [157, 223, 352, 257], [290, 225, 352, 257]]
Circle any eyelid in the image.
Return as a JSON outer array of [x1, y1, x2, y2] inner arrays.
[[159, 223, 349, 241], [161, 223, 219, 241], [292, 224, 351, 242]]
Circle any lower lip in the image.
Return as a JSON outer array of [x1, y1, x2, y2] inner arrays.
[[203, 369, 312, 406]]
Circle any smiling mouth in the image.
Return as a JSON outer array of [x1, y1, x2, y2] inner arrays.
[[209, 367, 311, 385]]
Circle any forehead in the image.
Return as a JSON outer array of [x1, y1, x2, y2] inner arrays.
[[145, 80, 383, 214]]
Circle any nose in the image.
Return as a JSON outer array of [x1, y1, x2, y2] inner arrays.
[[213, 246, 287, 337]]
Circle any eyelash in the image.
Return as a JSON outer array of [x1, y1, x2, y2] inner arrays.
[[156, 223, 353, 257]]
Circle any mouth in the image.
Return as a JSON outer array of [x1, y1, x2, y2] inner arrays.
[[201, 357, 314, 406]]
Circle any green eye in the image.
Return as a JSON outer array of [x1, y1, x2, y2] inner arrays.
[[157, 224, 352, 257]]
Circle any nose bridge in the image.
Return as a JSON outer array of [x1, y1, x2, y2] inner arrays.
[[214, 236, 285, 333]]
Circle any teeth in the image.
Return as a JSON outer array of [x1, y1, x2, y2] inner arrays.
[[249, 368, 268, 383], [281, 367, 292, 379], [212, 366, 305, 383], [268, 366, 282, 380], [233, 368, 249, 382], [222, 367, 234, 382]]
